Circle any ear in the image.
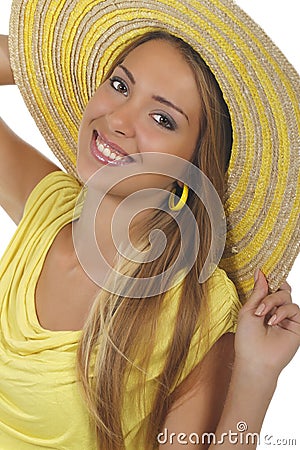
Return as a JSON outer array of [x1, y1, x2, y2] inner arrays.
[[177, 181, 184, 189]]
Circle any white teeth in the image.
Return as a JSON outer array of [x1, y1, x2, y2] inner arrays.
[[95, 135, 124, 161], [103, 147, 111, 157]]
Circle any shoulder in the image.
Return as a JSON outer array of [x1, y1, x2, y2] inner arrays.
[[199, 266, 242, 349], [22, 170, 83, 218], [207, 267, 239, 300], [0, 171, 84, 280], [206, 267, 242, 328], [175, 267, 241, 385]]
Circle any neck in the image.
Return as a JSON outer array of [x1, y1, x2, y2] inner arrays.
[[71, 180, 191, 301], [72, 185, 163, 289], [72, 187, 119, 286]]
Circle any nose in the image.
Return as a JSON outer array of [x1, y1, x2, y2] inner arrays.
[[107, 103, 135, 138]]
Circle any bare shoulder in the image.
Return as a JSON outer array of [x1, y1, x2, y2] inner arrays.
[[160, 333, 235, 449], [0, 118, 60, 224]]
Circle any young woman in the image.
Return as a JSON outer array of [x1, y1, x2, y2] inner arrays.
[[0, 1, 299, 449]]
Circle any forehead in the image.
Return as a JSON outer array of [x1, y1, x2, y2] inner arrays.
[[119, 39, 201, 112], [122, 38, 193, 78]]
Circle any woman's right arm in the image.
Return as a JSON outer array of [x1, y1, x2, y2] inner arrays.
[[0, 35, 60, 225], [160, 271, 300, 450]]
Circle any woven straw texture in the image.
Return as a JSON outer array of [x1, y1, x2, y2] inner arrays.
[[9, 0, 300, 301]]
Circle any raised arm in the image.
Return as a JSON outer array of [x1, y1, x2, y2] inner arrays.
[[160, 271, 300, 450], [209, 272, 300, 450], [0, 35, 60, 224]]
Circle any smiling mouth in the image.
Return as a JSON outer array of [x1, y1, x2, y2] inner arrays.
[[91, 131, 134, 165]]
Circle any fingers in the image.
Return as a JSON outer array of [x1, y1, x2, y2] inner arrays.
[[278, 281, 292, 293], [265, 303, 300, 327], [254, 285, 292, 318], [245, 269, 269, 309], [252, 275, 299, 328], [242, 269, 297, 327]]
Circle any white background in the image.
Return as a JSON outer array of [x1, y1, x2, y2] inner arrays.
[[0, 1, 299, 448]]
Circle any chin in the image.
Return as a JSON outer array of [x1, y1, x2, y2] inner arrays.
[[76, 157, 95, 185]]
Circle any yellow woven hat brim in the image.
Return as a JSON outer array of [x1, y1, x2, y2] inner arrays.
[[9, 0, 300, 301]]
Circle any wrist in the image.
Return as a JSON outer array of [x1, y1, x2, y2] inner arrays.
[[232, 357, 278, 393]]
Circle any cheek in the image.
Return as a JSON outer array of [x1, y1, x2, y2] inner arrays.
[[83, 85, 117, 120], [138, 129, 197, 162], [135, 121, 178, 153], [83, 99, 106, 121]]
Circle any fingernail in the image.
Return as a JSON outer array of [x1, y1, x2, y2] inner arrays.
[[268, 314, 277, 326], [255, 303, 266, 316], [254, 268, 260, 283]]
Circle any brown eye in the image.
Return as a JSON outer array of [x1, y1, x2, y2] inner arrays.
[[110, 77, 128, 97], [152, 113, 176, 130]]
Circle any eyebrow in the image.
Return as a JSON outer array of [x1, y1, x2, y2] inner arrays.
[[119, 64, 135, 84], [152, 95, 189, 124], [118, 64, 190, 123]]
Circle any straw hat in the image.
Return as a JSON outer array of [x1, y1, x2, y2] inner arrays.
[[9, 0, 300, 301]]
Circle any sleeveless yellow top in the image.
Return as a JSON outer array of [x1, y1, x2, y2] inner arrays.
[[0, 171, 242, 449]]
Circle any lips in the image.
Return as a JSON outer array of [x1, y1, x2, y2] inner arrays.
[[90, 131, 134, 165]]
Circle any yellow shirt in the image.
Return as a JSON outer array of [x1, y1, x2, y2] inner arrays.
[[0, 171, 242, 449]]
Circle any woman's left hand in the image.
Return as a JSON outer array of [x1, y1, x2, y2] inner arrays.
[[234, 269, 300, 378]]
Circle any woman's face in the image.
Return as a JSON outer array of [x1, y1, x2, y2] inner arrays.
[[77, 38, 202, 197]]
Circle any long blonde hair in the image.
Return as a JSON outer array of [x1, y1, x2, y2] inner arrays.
[[77, 31, 232, 449]]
